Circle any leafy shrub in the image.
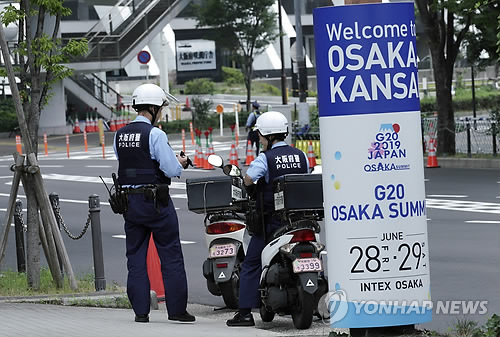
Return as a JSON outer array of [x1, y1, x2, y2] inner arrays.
[[420, 90, 500, 113], [0, 99, 19, 132], [222, 66, 244, 85], [191, 97, 212, 124], [483, 314, 500, 337], [253, 82, 281, 96], [184, 78, 215, 95]]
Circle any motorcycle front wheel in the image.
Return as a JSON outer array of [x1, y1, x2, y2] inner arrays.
[[291, 284, 314, 329]]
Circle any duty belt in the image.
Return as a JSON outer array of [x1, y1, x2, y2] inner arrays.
[[126, 186, 156, 194]]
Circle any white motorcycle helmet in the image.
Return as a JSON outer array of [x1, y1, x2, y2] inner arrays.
[[132, 83, 178, 108], [254, 111, 288, 136]]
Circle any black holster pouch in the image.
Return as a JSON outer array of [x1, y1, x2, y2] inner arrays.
[[156, 184, 170, 207], [245, 198, 264, 236], [109, 190, 128, 214]]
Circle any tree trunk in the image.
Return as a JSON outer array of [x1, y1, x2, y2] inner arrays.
[[432, 56, 456, 155], [25, 177, 40, 289]]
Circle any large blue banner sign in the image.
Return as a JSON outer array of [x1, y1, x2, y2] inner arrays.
[[313, 3, 432, 329], [314, 3, 420, 116]]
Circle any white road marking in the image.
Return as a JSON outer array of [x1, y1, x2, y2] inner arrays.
[[1, 173, 187, 190], [112, 234, 195, 244], [465, 220, 500, 224], [39, 165, 64, 168], [427, 194, 467, 198], [85, 165, 113, 168], [426, 198, 500, 214]]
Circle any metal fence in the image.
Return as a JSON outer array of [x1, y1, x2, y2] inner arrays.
[[422, 116, 499, 156]]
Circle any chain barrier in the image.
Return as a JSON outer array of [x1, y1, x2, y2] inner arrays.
[[14, 203, 26, 233], [51, 199, 91, 240], [422, 116, 499, 155]]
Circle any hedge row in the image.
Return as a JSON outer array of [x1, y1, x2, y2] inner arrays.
[[420, 93, 500, 113]]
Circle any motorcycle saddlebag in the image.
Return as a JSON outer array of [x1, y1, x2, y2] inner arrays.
[[186, 176, 241, 214], [273, 174, 323, 211]]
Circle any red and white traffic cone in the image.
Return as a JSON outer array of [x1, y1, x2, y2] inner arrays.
[[426, 138, 440, 168], [244, 140, 255, 166], [229, 142, 238, 166], [307, 141, 317, 168], [73, 119, 81, 133]]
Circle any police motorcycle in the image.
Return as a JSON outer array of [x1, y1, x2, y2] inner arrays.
[[209, 154, 328, 329], [185, 155, 249, 309]]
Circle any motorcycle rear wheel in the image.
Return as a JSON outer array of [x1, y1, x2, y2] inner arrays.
[[219, 273, 239, 309], [259, 305, 275, 322], [291, 284, 314, 329]]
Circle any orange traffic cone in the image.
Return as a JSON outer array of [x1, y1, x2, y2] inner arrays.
[[229, 142, 238, 166], [73, 119, 81, 133], [203, 144, 214, 170], [196, 146, 204, 169], [85, 117, 91, 132], [426, 138, 440, 168], [110, 116, 117, 132], [147, 235, 165, 302], [307, 141, 317, 168], [244, 140, 255, 166]]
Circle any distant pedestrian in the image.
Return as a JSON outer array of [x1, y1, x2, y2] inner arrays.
[[245, 101, 262, 156], [113, 83, 195, 324]]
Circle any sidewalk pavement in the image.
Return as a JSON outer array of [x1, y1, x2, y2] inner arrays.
[[0, 298, 335, 337]]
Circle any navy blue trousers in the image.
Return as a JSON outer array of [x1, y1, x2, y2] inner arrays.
[[238, 222, 280, 309], [124, 194, 188, 316]]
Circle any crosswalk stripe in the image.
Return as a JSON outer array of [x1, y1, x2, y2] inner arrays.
[[465, 220, 500, 224]]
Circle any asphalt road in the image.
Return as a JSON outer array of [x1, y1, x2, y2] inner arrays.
[[0, 132, 498, 334]]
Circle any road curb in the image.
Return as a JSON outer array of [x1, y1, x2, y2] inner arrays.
[[424, 157, 500, 169]]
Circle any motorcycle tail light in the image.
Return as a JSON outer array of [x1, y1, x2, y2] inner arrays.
[[300, 252, 313, 258], [290, 229, 316, 243], [206, 222, 245, 234], [216, 263, 228, 268]]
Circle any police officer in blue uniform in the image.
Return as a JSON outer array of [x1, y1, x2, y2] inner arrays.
[[226, 111, 309, 326], [113, 83, 195, 323], [245, 101, 262, 157]]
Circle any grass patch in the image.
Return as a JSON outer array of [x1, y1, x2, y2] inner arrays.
[[0, 268, 117, 297]]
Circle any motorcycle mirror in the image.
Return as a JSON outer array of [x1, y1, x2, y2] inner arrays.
[[223, 164, 241, 177], [208, 154, 223, 168]]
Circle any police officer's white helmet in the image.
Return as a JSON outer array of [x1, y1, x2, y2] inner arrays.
[[132, 84, 178, 107], [254, 111, 288, 136]]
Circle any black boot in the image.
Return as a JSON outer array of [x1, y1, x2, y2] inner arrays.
[[226, 312, 255, 327], [168, 311, 196, 322], [135, 314, 149, 323]]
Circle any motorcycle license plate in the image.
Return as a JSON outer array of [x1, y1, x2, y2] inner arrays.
[[210, 243, 237, 258], [292, 258, 323, 273]]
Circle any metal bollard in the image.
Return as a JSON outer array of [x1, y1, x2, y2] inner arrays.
[[466, 121, 472, 158], [89, 194, 106, 291], [492, 122, 497, 157], [14, 200, 26, 273], [49, 192, 64, 277]]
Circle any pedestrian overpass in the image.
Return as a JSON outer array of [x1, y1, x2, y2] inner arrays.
[[45, 0, 191, 135]]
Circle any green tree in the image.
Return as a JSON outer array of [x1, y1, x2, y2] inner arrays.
[[463, 2, 500, 76], [415, 0, 497, 155], [194, 0, 278, 111], [0, 0, 87, 289]]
